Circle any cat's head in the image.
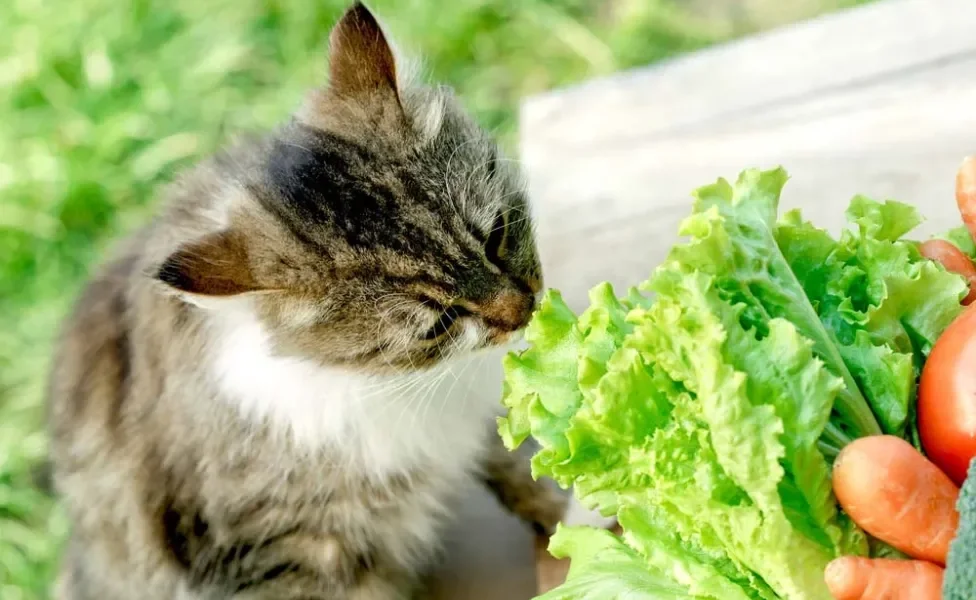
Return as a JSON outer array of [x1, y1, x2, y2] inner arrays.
[[154, 2, 542, 373]]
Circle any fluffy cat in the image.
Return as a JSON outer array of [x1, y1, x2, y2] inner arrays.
[[46, 3, 606, 599]]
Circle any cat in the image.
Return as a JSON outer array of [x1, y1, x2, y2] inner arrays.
[[45, 3, 609, 600]]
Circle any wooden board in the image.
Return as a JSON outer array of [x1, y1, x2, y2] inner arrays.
[[521, 0, 976, 315], [519, 0, 976, 592]]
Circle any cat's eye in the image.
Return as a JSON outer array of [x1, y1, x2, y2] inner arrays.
[[423, 303, 470, 340], [485, 211, 507, 267]]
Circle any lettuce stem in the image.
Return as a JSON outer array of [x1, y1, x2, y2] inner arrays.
[[820, 422, 852, 450], [818, 440, 842, 460]]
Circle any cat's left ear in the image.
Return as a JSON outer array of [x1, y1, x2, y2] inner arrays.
[[326, 2, 401, 106], [154, 230, 265, 307]]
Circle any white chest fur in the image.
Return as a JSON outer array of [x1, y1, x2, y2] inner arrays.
[[207, 307, 510, 481]]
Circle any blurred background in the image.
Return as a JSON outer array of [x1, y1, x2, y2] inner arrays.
[[0, 0, 875, 597]]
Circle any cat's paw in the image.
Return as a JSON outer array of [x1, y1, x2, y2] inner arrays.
[[558, 494, 617, 531], [524, 487, 616, 536]]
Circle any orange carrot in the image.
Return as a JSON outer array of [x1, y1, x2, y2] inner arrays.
[[919, 239, 976, 305], [832, 435, 960, 565], [957, 156, 976, 246], [824, 557, 944, 600]]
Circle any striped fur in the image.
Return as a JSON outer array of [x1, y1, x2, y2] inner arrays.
[[47, 4, 572, 600]]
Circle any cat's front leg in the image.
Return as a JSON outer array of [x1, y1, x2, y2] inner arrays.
[[478, 434, 615, 535]]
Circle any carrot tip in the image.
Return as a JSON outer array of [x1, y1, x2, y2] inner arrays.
[[824, 558, 850, 580], [824, 557, 857, 595], [958, 157, 976, 186]]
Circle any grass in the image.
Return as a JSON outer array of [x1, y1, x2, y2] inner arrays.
[[0, 0, 876, 597]]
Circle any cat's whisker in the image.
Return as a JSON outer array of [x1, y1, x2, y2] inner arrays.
[[422, 326, 484, 428], [372, 293, 417, 322], [373, 382, 425, 426], [429, 315, 454, 361], [494, 185, 530, 205], [363, 349, 435, 402], [372, 292, 411, 308], [394, 365, 447, 432], [362, 333, 435, 410], [455, 353, 489, 430], [356, 371, 421, 401], [371, 327, 403, 375], [444, 137, 480, 192], [282, 141, 314, 155], [444, 137, 482, 216], [408, 365, 454, 434], [398, 372, 438, 431], [430, 354, 474, 426], [460, 158, 487, 218], [375, 300, 421, 329], [492, 208, 535, 233], [369, 377, 423, 415], [420, 370, 456, 435]]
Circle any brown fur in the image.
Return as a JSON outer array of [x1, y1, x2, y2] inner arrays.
[[46, 4, 567, 599]]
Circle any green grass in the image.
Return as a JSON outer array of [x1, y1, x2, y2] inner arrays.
[[0, 0, 876, 597]]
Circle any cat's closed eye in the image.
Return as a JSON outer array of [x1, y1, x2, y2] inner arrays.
[[422, 299, 470, 340], [485, 211, 507, 268]]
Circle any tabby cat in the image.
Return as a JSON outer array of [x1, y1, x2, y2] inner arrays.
[[46, 3, 609, 599]]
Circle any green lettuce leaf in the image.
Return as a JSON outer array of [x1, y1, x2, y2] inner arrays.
[[500, 167, 965, 600], [775, 200, 966, 440], [540, 526, 700, 600], [633, 273, 844, 598], [498, 289, 582, 474], [666, 169, 881, 444], [934, 225, 976, 260], [619, 504, 777, 600]]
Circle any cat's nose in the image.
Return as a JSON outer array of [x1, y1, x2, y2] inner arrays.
[[480, 290, 535, 332]]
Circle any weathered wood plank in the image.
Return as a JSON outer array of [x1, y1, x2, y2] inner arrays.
[[521, 0, 976, 314], [523, 0, 976, 152]]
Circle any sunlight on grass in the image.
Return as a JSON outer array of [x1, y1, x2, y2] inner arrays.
[[0, 0, 875, 596]]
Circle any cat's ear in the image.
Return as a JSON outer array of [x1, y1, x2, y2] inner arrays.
[[155, 230, 263, 305], [326, 2, 400, 104]]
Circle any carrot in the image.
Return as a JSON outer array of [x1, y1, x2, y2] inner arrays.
[[956, 156, 976, 247], [832, 435, 960, 565], [824, 557, 944, 600], [919, 239, 976, 305]]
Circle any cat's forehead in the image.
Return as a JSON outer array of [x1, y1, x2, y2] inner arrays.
[[241, 78, 534, 293], [269, 104, 511, 221], [421, 97, 494, 162], [419, 99, 524, 213]]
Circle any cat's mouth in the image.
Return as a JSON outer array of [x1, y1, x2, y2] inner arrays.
[[481, 291, 539, 349], [486, 327, 524, 347]]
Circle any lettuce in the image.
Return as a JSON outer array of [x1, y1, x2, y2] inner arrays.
[[498, 167, 968, 600], [935, 225, 976, 260]]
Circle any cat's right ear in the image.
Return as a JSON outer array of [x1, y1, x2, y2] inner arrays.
[[299, 2, 404, 130], [326, 2, 401, 104], [154, 230, 264, 308]]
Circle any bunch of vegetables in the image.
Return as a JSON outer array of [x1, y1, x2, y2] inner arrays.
[[499, 164, 976, 599]]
